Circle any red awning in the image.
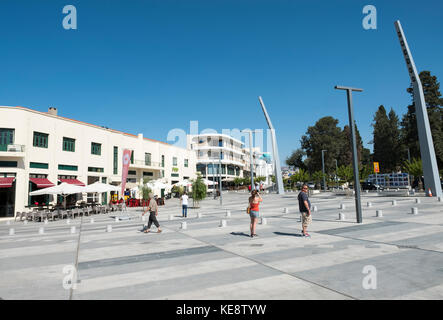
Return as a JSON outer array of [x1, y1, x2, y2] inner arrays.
[[59, 178, 85, 187], [29, 178, 55, 188], [0, 177, 15, 188]]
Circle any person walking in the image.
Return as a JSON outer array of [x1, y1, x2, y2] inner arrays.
[[142, 193, 162, 233], [298, 184, 312, 237], [180, 192, 189, 218], [248, 190, 262, 238]]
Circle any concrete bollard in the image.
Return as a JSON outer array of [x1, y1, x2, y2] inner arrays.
[[38, 227, 44, 235], [313, 206, 318, 212], [106, 225, 112, 232], [260, 217, 267, 225], [411, 208, 418, 215], [407, 191, 410, 196], [392, 200, 397, 206], [197, 212, 203, 219], [365, 190, 369, 194], [438, 197, 442, 202], [367, 202, 372, 207], [6, 220, 10, 225], [220, 219, 227, 228], [44, 219, 48, 224], [169, 215, 174, 221], [23, 220, 28, 225], [376, 210, 383, 217], [181, 222, 187, 230], [115, 217, 119, 222], [66, 219, 71, 225], [70, 226, 76, 234], [283, 208, 289, 214], [415, 198, 421, 204], [340, 204, 346, 210], [90, 218, 94, 224], [339, 213, 345, 221], [9, 228, 14, 236], [226, 210, 231, 217]]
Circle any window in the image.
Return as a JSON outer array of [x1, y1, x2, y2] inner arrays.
[[33, 132, 48, 148], [128, 170, 136, 175], [161, 170, 164, 178], [171, 173, 179, 177], [161, 155, 165, 167], [88, 167, 104, 172], [173, 157, 177, 166], [143, 171, 153, 176], [30, 162, 49, 169], [63, 137, 75, 152], [184, 159, 189, 167], [91, 142, 101, 155], [0, 128, 14, 151], [0, 161, 17, 168], [145, 153, 151, 166], [130, 150, 134, 164], [113, 146, 118, 174], [58, 164, 78, 171]]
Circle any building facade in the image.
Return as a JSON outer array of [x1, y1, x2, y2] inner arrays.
[[187, 134, 272, 186], [0, 106, 196, 218]]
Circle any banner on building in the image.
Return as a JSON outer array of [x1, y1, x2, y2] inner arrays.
[[121, 149, 132, 197]]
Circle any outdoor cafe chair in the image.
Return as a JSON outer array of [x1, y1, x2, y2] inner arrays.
[[58, 209, 67, 220], [47, 209, 59, 221], [35, 210, 48, 222], [82, 207, 88, 216], [15, 212, 25, 222]]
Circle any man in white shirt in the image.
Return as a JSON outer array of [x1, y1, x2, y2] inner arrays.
[[180, 192, 189, 218]]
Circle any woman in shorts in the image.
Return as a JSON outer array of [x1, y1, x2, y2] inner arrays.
[[248, 190, 263, 238]]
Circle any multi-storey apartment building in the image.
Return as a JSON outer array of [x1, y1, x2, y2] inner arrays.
[[0, 106, 196, 218], [187, 133, 271, 186]]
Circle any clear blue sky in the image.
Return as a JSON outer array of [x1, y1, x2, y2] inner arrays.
[[1, 0, 442, 165]]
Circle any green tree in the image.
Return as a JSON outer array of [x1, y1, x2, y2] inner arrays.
[[286, 148, 307, 171], [301, 116, 344, 174], [138, 177, 152, 209], [401, 71, 443, 169], [339, 123, 367, 167], [233, 177, 243, 190], [403, 158, 423, 190], [337, 164, 354, 183], [191, 174, 207, 208], [311, 171, 325, 189]]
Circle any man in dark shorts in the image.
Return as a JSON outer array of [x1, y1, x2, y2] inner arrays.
[[298, 184, 312, 237]]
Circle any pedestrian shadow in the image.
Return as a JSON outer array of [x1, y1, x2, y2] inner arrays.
[[230, 232, 250, 237], [274, 231, 303, 237]]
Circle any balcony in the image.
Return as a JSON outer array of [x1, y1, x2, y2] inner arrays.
[[129, 160, 162, 170], [0, 144, 26, 158]]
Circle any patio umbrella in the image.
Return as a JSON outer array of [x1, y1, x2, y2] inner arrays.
[[172, 179, 192, 187], [146, 180, 170, 189], [29, 182, 85, 209], [202, 178, 218, 186], [82, 182, 120, 193]]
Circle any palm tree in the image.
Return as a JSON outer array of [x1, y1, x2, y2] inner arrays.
[[191, 174, 207, 208], [138, 177, 152, 210]]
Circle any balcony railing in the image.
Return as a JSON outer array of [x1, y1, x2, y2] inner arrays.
[[0, 144, 26, 152], [130, 160, 161, 168]]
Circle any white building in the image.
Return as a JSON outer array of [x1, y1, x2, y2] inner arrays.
[[0, 106, 196, 218], [187, 134, 273, 187]]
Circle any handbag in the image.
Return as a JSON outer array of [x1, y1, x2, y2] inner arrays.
[[246, 206, 250, 214]]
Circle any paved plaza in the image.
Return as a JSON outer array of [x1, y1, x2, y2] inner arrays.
[[1, 191, 443, 300]]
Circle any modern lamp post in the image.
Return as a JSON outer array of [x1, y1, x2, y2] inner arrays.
[[334, 85, 363, 223], [321, 149, 327, 192]]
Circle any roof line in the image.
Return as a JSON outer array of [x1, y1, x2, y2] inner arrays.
[[1, 105, 171, 146]]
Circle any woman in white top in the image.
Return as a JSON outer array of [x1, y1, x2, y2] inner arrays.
[[180, 192, 189, 218]]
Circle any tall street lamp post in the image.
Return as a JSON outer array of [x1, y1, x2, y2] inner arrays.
[[335, 85, 363, 223], [321, 149, 327, 192]]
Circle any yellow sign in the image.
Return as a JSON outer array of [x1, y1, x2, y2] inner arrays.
[[373, 162, 380, 173]]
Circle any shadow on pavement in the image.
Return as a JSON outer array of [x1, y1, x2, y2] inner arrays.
[[230, 232, 250, 237], [274, 231, 303, 237]]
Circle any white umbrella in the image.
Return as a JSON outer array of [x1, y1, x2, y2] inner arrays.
[[29, 182, 84, 196], [82, 182, 119, 193], [147, 180, 170, 189], [172, 179, 192, 187], [202, 178, 218, 186], [29, 182, 85, 209]]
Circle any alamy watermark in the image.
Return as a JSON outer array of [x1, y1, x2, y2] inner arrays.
[[62, 5, 77, 30], [166, 120, 274, 154], [362, 265, 377, 290], [362, 5, 377, 30], [62, 264, 78, 290]]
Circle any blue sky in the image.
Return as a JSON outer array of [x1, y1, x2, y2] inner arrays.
[[1, 0, 442, 165]]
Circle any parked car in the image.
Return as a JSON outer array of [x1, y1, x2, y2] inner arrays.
[[307, 182, 315, 189], [361, 181, 381, 190]]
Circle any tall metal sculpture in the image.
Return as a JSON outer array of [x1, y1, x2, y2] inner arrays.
[[395, 21, 442, 197], [258, 96, 284, 194]]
